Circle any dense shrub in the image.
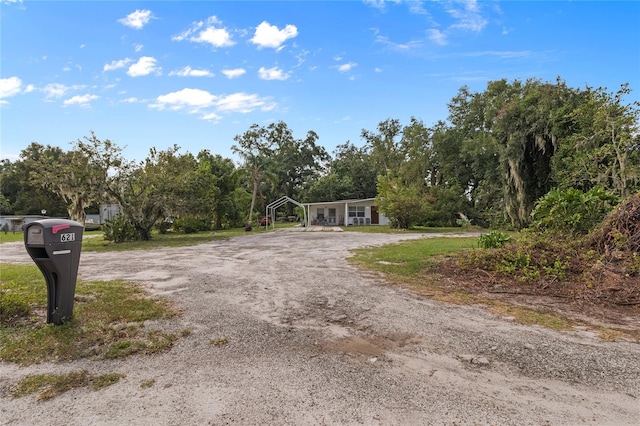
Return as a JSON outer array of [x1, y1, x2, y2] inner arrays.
[[461, 234, 576, 284], [531, 187, 620, 236], [173, 216, 210, 234], [376, 179, 426, 229], [478, 231, 511, 248], [103, 215, 139, 243], [422, 185, 473, 227]]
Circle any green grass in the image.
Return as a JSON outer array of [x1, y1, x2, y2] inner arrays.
[[11, 370, 125, 400], [349, 237, 477, 276], [0, 264, 180, 366], [341, 225, 474, 234], [0, 231, 25, 243], [0, 229, 103, 244]]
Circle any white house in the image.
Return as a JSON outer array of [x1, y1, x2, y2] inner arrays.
[[0, 215, 47, 232], [304, 198, 390, 227]]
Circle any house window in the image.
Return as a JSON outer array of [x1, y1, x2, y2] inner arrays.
[[348, 206, 365, 217], [328, 208, 336, 218], [316, 208, 324, 220]]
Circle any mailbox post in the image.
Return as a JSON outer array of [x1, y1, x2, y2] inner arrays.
[[24, 219, 84, 325]]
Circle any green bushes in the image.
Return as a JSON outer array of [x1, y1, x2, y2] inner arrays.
[[464, 234, 574, 283], [172, 216, 210, 234], [103, 215, 211, 241], [478, 231, 511, 248], [531, 187, 619, 236], [102, 215, 138, 243]]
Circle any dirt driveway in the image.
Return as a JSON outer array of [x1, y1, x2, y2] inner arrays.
[[1, 229, 639, 425]]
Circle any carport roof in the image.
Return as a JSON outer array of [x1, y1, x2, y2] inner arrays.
[[303, 198, 376, 206]]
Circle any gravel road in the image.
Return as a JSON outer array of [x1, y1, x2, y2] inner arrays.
[[1, 229, 639, 425]]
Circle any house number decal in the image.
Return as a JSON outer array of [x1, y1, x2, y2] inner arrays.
[[60, 233, 75, 242]]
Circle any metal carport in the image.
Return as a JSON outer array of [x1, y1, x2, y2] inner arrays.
[[264, 196, 307, 230]]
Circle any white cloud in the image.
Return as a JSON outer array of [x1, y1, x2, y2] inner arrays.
[[365, 0, 427, 15], [169, 66, 213, 77], [337, 62, 357, 73], [200, 112, 222, 122], [333, 115, 352, 123], [151, 88, 217, 111], [150, 88, 275, 117], [294, 50, 308, 68], [460, 50, 532, 59], [427, 29, 447, 46], [196, 27, 234, 47], [42, 83, 69, 99], [374, 67, 383, 73], [250, 21, 298, 49], [363, 0, 397, 11], [120, 97, 141, 103], [173, 16, 235, 48], [0, 77, 22, 101], [375, 35, 424, 51], [63, 94, 99, 108], [104, 58, 132, 72], [407, 1, 428, 15], [446, 0, 487, 32], [118, 9, 153, 30], [24, 84, 36, 93], [258, 66, 290, 81], [127, 57, 161, 77], [134, 44, 144, 52], [215, 92, 275, 113], [222, 68, 246, 79], [2, 0, 24, 7]]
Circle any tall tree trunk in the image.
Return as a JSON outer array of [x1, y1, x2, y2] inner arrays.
[[248, 166, 259, 224]]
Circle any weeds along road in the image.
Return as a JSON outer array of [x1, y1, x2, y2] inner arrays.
[[1, 229, 640, 425]]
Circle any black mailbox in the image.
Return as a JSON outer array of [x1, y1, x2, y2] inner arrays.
[[24, 219, 84, 325]]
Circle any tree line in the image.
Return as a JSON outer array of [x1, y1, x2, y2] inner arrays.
[[1, 77, 638, 239]]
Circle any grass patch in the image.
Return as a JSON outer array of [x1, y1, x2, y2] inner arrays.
[[11, 370, 124, 400], [140, 379, 156, 389], [210, 336, 229, 346], [90, 372, 125, 390], [0, 231, 25, 243], [486, 302, 572, 330], [349, 237, 477, 276], [0, 264, 180, 366], [347, 236, 585, 334], [341, 226, 473, 234], [0, 230, 104, 244]]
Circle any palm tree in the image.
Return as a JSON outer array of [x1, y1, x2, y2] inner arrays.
[[232, 125, 274, 225]]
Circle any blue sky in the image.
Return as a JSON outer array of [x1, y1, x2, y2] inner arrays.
[[1, 0, 639, 163]]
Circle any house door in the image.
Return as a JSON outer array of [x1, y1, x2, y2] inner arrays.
[[371, 206, 379, 224]]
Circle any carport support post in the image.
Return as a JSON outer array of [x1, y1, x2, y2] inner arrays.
[[265, 196, 307, 230]]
